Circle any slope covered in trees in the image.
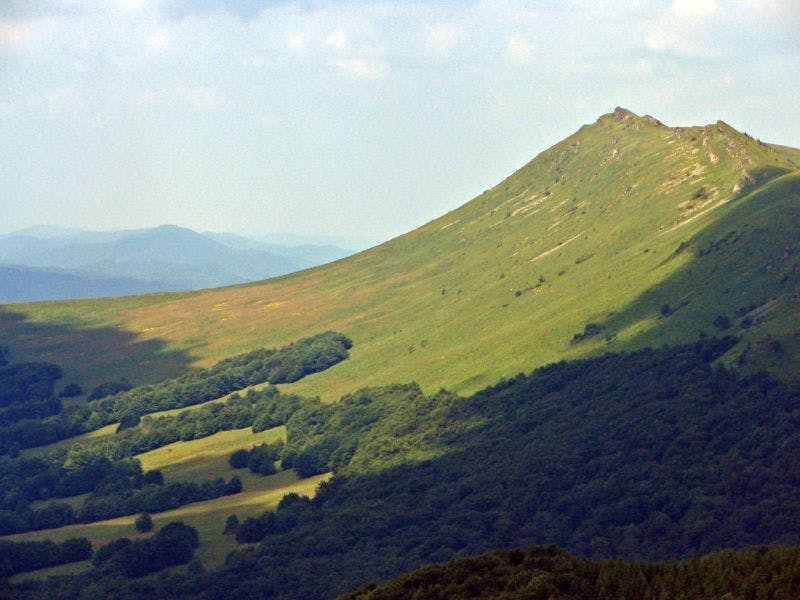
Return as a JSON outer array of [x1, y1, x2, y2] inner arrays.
[[0, 331, 351, 453], [0, 333, 350, 536], [342, 545, 800, 600], [9, 337, 800, 598]]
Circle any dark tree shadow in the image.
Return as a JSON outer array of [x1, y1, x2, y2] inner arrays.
[[570, 170, 800, 377], [0, 307, 196, 392]]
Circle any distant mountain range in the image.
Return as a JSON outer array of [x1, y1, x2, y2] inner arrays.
[[0, 225, 355, 302]]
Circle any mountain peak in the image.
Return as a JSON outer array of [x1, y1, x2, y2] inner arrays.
[[613, 106, 636, 119], [602, 106, 665, 128]]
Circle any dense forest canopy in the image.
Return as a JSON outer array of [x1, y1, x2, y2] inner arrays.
[[341, 545, 800, 600], [0, 333, 351, 537], [8, 336, 800, 598]]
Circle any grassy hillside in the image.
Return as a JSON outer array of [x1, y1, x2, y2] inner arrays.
[[2, 108, 798, 399], [6, 470, 328, 575], [5, 423, 327, 575]]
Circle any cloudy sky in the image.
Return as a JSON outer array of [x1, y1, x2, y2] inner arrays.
[[1, 0, 798, 241]]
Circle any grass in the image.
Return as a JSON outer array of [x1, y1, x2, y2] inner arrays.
[[17, 426, 290, 567], [4, 108, 800, 586], [21, 423, 118, 459], [6, 470, 329, 580], [2, 109, 798, 403], [137, 425, 286, 482]]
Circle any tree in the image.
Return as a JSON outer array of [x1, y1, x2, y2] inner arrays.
[[116, 412, 141, 432], [135, 512, 153, 533], [228, 449, 250, 469], [223, 514, 239, 534], [88, 380, 133, 401], [59, 538, 92, 562], [235, 517, 269, 543], [713, 314, 731, 330], [248, 443, 279, 475], [142, 470, 164, 486], [93, 537, 131, 566], [223, 476, 243, 496], [59, 383, 83, 398]]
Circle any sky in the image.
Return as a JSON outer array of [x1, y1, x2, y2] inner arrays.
[[1, 0, 798, 242]]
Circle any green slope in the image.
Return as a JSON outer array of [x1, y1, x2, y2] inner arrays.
[[2, 108, 798, 399]]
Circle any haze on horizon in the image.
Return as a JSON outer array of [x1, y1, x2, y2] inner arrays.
[[1, 0, 798, 241]]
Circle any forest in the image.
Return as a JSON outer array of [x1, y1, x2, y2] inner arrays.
[[341, 544, 800, 599], [7, 336, 800, 598], [0, 333, 350, 537], [0, 331, 352, 453]]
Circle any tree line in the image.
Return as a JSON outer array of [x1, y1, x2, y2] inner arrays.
[[342, 544, 800, 600], [7, 336, 800, 598], [0, 520, 198, 580], [0, 332, 351, 454]]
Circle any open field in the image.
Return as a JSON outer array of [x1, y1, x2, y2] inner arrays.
[[137, 425, 286, 482], [21, 423, 118, 458], [6, 470, 329, 581]]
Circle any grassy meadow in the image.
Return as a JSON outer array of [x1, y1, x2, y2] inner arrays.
[[3, 110, 797, 405], [8, 471, 329, 582], [137, 425, 286, 481], [6, 422, 327, 580]]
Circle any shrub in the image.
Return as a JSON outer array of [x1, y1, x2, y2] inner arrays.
[[712, 314, 732, 330], [228, 449, 250, 469], [223, 476, 243, 496], [88, 381, 133, 401], [224, 514, 239, 534], [135, 512, 153, 533], [59, 383, 83, 398]]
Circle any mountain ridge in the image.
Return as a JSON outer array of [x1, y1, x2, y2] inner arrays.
[[1, 108, 798, 396], [0, 226, 353, 302]]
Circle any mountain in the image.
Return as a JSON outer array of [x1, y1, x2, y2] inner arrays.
[[9, 337, 799, 598], [0, 265, 175, 303], [0, 225, 353, 302], [202, 231, 352, 266], [2, 108, 800, 599], [1, 108, 798, 396]]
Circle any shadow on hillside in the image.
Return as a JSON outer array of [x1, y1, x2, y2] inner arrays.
[[190, 343, 800, 599], [0, 306, 196, 390], [570, 172, 800, 367]]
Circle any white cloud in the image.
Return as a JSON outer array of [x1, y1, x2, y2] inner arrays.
[[633, 58, 654, 76], [669, 0, 718, 20], [324, 28, 349, 51], [0, 17, 51, 47], [111, 0, 154, 12], [256, 112, 280, 126], [177, 86, 222, 112], [506, 35, 535, 64], [424, 22, 459, 54], [145, 30, 172, 53], [43, 85, 86, 114], [330, 57, 387, 80], [644, 27, 688, 53], [286, 31, 308, 53]]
